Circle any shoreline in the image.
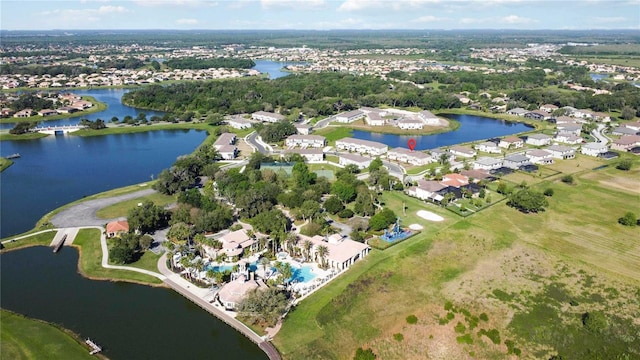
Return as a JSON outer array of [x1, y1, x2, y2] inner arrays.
[[0, 95, 108, 124]]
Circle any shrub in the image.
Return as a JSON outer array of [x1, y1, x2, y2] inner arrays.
[[354, 347, 376, 360], [561, 175, 574, 184], [454, 322, 466, 334], [478, 328, 501, 344], [544, 188, 554, 197], [582, 311, 608, 333], [444, 301, 454, 311], [456, 334, 474, 344], [616, 158, 632, 171], [479, 313, 489, 322], [406, 315, 418, 324], [393, 333, 404, 341], [618, 212, 638, 227], [446, 312, 455, 320], [338, 208, 354, 218]]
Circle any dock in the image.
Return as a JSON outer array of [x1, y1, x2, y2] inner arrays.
[[85, 338, 102, 355], [52, 234, 67, 253], [6, 153, 21, 159]]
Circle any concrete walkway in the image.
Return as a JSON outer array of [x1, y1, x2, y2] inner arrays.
[[49, 227, 80, 246]]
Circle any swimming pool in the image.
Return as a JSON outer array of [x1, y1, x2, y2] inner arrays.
[[205, 261, 266, 273], [288, 266, 317, 283]]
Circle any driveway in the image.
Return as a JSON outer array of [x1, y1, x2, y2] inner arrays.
[[50, 188, 156, 228]]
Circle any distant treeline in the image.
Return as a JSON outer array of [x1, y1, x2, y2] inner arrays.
[[165, 57, 255, 70], [0, 64, 97, 77], [121, 72, 462, 116]]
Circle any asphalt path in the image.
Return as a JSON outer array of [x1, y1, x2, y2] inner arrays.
[[246, 131, 269, 154], [50, 188, 156, 228]]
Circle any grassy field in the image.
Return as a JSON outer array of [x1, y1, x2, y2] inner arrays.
[[1, 310, 101, 360], [337, 118, 455, 136], [73, 121, 214, 138], [95, 192, 175, 219], [0, 132, 49, 141], [274, 163, 640, 359], [73, 228, 163, 286], [0, 157, 14, 172], [314, 126, 353, 144], [1, 230, 57, 252]]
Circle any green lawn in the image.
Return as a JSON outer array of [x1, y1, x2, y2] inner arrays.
[[1, 230, 56, 252], [0, 157, 14, 172], [314, 126, 353, 144], [73, 228, 163, 285], [95, 192, 175, 219], [1, 310, 97, 360]]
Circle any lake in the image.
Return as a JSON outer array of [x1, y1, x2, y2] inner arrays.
[[351, 113, 532, 151], [252, 60, 306, 79], [0, 247, 267, 360]]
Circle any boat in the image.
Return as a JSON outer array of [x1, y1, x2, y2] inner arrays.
[[6, 153, 21, 159]]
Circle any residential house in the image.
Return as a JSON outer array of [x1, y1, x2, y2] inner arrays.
[[339, 153, 372, 169], [611, 135, 640, 151], [213, 133, 238, 160], [335, 138, 388, 156], [304, 234, 371, 271], [507, 107, 528, 117], [545, 145, 575, 159], [283, 148, 324, 162], [461, 169, 494, 182], [418, 110, 440, 125], [557, 124, 582, 136], [440, 173, 469, 188], [526, 133, 552, 146], [540, 104, 558, 113], [612, 127, 638, 136], [397, 119, 424, 130], [387, 147, 432, 166], [553, 116, 577, 125], [335, 110, 364, 123], [251, 111, 285, 123], [212, 229, 257, 261], [581, 142, 608, 156], [475, 141, 502, 154], [473, 157, 503, 170], [499, 136, 524, 149], [449, 145, 477, 158], [624, 121, 640, 132], [407, 180, 445, 202], [503, 154, 531, 169], [525, 110, 550, 120], [430, 148, 455, 163], [526, 149, 554, 165], [226, 117, 253, 129], [106, 220, 129, 238], [14, 109, 33, 118], [573, 109, 594, 119], [285, 135, 326, 148], [554, 134, 583, 145], [365, 112, 385, 126], [294, 123, 312, 135], [592, 112, 611, 123], [37, 109, 57, 117]]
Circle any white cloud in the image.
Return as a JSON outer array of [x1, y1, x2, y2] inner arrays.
[[501, 14, 536, 24], [133, 0, 217, 7], [338, 0, 530, 12], [40, 5, 130, 17], [411, 15, 449, 23], [592, 16, 627, 23], [260, 0, 325, 10], [176, 18, 199, 25]]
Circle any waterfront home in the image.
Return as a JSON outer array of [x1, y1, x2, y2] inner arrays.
[[14, 108, 33, 118], [285, 135, 326, 148], [498, 136, 524, 149], [338, 153, 372, 169], [226, 117, 253, 129], [507, 107, 528, 116], [294, 123, 312, 135], [526, 149, 554, 165], [526, 133, 552, 146], [449, 145, 477, 158], [545, 145, 575, 159], [335, 138, 388, 156], [397, 119, 424, 130], [418, 110, 440, 125], [213, 133, 238, 160], [304, 234, 371, 271], [386, 147, 432, 166], [365, 112, 385, 126], [473, 157, 503, 170], [525, 110, 550, 120], [554, 134, 583, 145], [540, 104, 558, 113], [283, 148, 324, 162], [218, 274, 268, 311], [335, 110, 365, 123], [611, 135, 640, 151], [430, 148, 455, 163], [475, 141, 502, 154], [37, 109, 57, 117], [106, 220, 129, 238], [252, 111, 285, 123], [580, 142, 608, 157], [503, 154, 531, 169]]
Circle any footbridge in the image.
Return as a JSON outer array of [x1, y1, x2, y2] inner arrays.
[[34, 125, 86, 135]]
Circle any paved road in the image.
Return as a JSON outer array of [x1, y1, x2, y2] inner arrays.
[[246, 131, 270, 154], [314, 115, 335, 129], [51, 188, 156, 227], [593, 124, 610, 144]]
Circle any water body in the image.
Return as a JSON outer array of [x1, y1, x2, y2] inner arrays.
[[0, 247, 267, 360], [350, 113, 532, 151], [590, 73, 609, 81], [252, 60, 306, 79]]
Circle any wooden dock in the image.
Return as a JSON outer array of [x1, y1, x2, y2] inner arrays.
[[85, 338, 102, 355], [52, 234, 67, 253]]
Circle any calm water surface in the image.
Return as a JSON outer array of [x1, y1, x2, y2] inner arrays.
[[351, 113, 532, 151], [0, 247, 267, 360], [252, 60, 306, 79]]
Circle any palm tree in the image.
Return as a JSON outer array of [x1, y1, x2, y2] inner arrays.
[[303, 240, 313, 261], [180, 257, 192, 280], [194, 258, 205, 282], [260, 257, 271, 277], [316, 245, 329, 269], [281, 262, 293, 286], [165, 241, 176, 270], [206, 269, 216, 288]]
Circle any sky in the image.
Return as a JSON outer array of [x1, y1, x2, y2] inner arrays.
[[1, 0, 639, 31]]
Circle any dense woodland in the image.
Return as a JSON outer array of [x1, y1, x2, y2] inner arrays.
[[165, 57, 255, 70]]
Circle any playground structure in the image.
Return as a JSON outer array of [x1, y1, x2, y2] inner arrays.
[[379, 217, 412, 243]]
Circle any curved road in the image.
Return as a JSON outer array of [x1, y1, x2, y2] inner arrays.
[[51, 188, 156, 227]]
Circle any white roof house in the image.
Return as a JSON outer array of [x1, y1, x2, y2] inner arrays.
[[545, 145, 575, 159], [499, 136, 524, 149], [554, 134, 583, 145], [283, 148, 324, 162], [581, 142, 608, 156], [227, 117, 253, 129], [365, 112, 385, 126], [503, 154, 531, 169], [387, 147, 432, 166], [213, 133, 238, 160], [335, 138, 388, 156], [418, 110, 440, 125], [526, 149, 554, 165], [473, 157, 503, 170], [304, 234, 371, 271], [397, 119, 424, 130], [294, 123, 312, 135], [526, 133, 552, 146], [252, 111, 285, 123], [449, 145, 477, 158], [475, 141, 502, 154], [285, 135, 326, 148], [335, 110, 365, 123], [339, 153, 373, 169]]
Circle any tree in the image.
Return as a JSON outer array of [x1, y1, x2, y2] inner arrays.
[[561, 175, 574, 184], [331, 180, 357, 203], [316, 245, 329, 269], [323, 196, 344, 214], [507, 189, 549, 213], [299, 200, 321, 221], [616, 158, 632, 171], [354, 188, 375, 216], [9, 122, 34, 135], [167, 222, 192, 243], [354, 347, 377, 360], [127, 200, 169, 234], [237, 288, 288, 327], [618, 212, 637, 227], [368, 157, 383, 172], [621, 106, 636, 120], [369, 208, 397, 231]]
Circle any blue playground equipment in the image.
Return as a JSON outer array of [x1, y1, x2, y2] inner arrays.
[[379, 217, 412, 243]]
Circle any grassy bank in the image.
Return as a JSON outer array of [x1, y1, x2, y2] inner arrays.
[[73, 228, 163, 286], [0, 96, 107, 124], [335, 117, 459, 136], [0, 157, 14, 172], [0, 309, 105, 360], [72, 121, 214, 137], [0, 132, 49, 141], [1, 230, 57, 252], [274, 161, 640, 359]]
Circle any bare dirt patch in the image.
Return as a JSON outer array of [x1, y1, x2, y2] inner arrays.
[[581, 169, 640, 194]]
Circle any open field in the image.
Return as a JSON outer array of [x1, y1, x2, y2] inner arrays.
[[314, 126, 353, 144], [1, 310, 102, 360], [73, 228, 163, 286], [275, 166, 640, 359], [95, 192, 175, 219], [337, 118, 453, 136]]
